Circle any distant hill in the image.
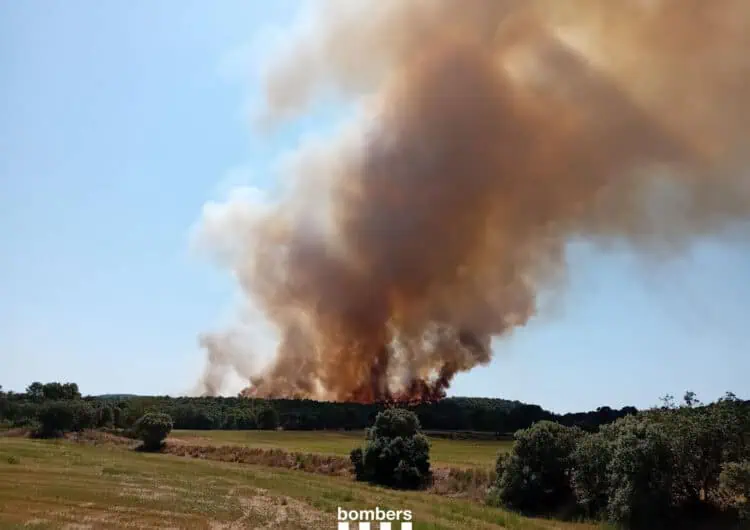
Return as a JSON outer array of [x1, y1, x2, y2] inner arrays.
[[95, 394, 140, 399]]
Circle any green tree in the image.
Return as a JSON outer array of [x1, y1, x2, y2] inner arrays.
[[256, 405, 279, 430], [42, 382, 65, 400], [719, 460, 750, 519], [605, 415, 675, 528], [646, 391, 749, 508], [98, 406, 114, 427], [35, 401, 76, 438], [70, 401, 97, 431], [134, 413, 173, 451], [112, 406, 125, 428], [61, 383, 81, 400], [26, 382, 44, 401], [683, 391, 701, 408], [492, 420, 583, 513], [571, 430, 614, 517], [351, 408, 431, 489]]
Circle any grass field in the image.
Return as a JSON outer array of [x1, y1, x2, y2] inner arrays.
[[0, 437, 600, 530], [170, 430, 512, 469]]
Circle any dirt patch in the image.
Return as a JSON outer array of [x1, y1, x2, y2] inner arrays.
[[66, 430, 138, 448], [211, 488, 327, 530]]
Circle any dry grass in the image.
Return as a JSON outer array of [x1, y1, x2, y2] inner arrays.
[[164, 440, 352, 476], [170, 429, 512, 469], [0, 427, 31, 438], [0, 437, 600, 530], [430, 467, 497, 502], [61, 430, 491, 494], [0, 438, 325, 529], [66, 430, 139, 448], [165, 430, 501, 500]]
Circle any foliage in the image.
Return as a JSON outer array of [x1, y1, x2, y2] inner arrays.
[[98, 405, 114, 428], [134, 413, 173, 451], [647, 391, 750, 509], [33, 400, 98, 438], [571, 430, 613, 516], [351, 408, 431, 489], [70, 401, 98, 432], [1, 381, 642, 433], [25, 382, 44, 401], [493, 421, 583, 514], [35, 401, 77, 438], [488, 393, 750, 528], [222, 409, 257, 430], [26, 382, 80, 401], [604, 415, 675, 527], [719, 460, 750, 519], [256, 405, 279, 430], [350, 447, 364, 479]]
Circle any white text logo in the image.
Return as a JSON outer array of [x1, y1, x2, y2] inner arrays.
[[337, 506, 413, 529]]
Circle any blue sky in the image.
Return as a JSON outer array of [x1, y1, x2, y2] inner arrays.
[[1, 1, 748, 413]]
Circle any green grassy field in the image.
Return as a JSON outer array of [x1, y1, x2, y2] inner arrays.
[[0, 437, 598, 530], [170, 430, 513, 469]]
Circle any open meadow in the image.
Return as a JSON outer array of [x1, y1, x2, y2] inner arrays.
[[169, 429, 513, 469], [0, 437, 598, 530]]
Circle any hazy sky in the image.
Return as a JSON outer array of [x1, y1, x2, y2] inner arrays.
[[2, 1, 748, 413]]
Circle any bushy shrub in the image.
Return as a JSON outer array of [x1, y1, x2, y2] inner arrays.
[[486, 452, 510, 507], [605, 415, 675, 528], [350, 447, 364, 479], [70, 401, 97, 432], [98, 406, 114, 428], [112, 406, 124, 428], [351, 408, 431, 489], [134, 413, 173, 451], [571, 430, 613, 517], [493, 420, 583, 514], [720, 460, 750, 519], [35, 401, 77, 438]]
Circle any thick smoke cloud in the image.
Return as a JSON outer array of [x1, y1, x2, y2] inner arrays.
[[195, 0, 750, 401]]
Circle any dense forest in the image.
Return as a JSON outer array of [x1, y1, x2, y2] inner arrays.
[[1, 381, 641, 433]]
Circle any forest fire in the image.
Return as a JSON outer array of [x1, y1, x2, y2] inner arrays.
[[196, 0, 750, 402]]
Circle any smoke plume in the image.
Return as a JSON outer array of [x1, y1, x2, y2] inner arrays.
[[195, 0, 750, 402]]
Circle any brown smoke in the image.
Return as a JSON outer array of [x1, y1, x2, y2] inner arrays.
[[196, 0, 750, 402]]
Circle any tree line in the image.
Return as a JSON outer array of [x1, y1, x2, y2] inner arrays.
[[353, 392, 750, 528], [1, 381, 640, 434], [489, 391, 750, 527]]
